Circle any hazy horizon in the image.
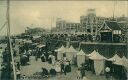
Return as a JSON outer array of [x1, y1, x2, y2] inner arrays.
[[0, 1, 128, 35]]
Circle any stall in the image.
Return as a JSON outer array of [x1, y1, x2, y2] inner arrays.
[[66, 45, 78, 64], [122, 56, 128, 68], [55, 45, 66, 60], [89, 50, 106, 75], [77, 49, 86, 68], [108, 54, 127, 80]]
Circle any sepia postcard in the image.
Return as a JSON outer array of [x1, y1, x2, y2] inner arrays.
[[0, 0, 128, 80]]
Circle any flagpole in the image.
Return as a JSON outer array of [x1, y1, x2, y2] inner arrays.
[[127, 0, 128, 58], [7, 0, 17, 80]]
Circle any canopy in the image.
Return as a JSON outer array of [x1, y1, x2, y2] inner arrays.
[[89, 50, 106, 60], [108, 54, 123, 66], [55, 45, 66, 60], [66, 45, 77, 53], [55, 45, 66, 53], [108, 54, 121, 61], [77, 49, 86, 67], [122, 56, 128, 68], [65, 45, 78, 64], [122, 56, 128, 62], [88, 50, 97, 57], [89, 50, 106, 75], [77, 49, 86, 56]]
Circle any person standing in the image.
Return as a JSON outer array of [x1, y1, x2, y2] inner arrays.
[[77, 68, 81, 79], [61, 62, 64, 73], [41, 54, 46, 62], [52, 56, 56, 65], [64, 66, 67, 75]]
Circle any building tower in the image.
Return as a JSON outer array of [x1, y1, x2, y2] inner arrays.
[[80, 9, 97, 35], [86, 9, 97, 35]]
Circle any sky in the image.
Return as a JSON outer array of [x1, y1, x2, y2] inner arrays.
[[0, 1, 128, 35]]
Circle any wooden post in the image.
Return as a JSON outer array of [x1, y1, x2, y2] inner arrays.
[[7, 0, 17, 80]]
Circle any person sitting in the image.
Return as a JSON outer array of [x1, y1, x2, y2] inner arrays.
[[50, 68, 56, 76], [41, 68, 49, 77]]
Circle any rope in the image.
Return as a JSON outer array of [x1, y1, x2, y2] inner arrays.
[[0, 21, 7, 33]]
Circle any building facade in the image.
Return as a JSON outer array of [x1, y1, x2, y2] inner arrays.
[[54, 9, 127, 38], [80, 9, 112, 35], [55, 18, 81, 34]]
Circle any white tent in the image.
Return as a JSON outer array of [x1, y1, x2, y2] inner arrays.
[[89, 50, 106, 75], [122, 56, 128, 68], [108, 54, 123, 66], [55, 45, 65, 52], [55, 45, 66, 60], [108, 54, 121, 61], [66, 45, 78, 64], [77, 49, 86, 67], [88, 50, 97, 57], [89, 51, 106, 60]]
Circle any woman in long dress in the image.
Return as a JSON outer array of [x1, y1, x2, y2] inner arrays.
[[52, 56, 56, 65]]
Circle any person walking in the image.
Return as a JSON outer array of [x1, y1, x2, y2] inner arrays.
[[61, 62, 65, 73], [77, 68, 81, 79]]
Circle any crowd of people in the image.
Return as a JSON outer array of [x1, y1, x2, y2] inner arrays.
[[0, 32, 127, 80]]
